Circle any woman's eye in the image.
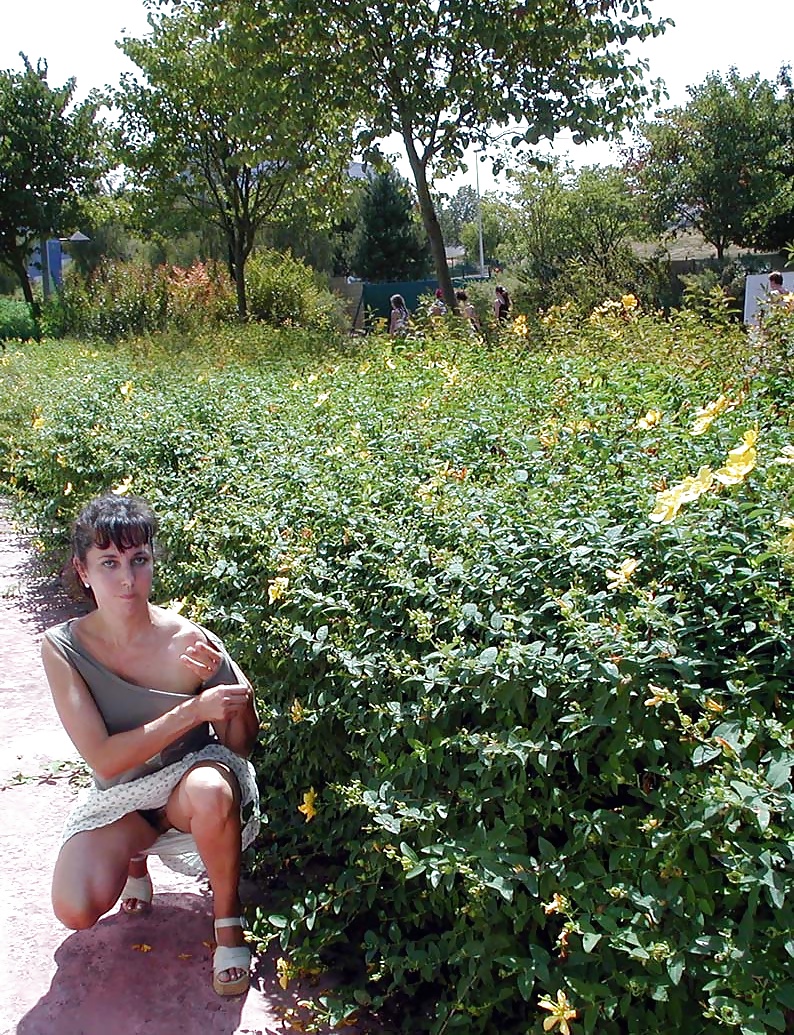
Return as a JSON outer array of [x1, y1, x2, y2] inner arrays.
[[133, 555, 150, 565]]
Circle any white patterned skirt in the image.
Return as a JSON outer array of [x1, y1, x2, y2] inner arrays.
[[61, 744, 261, 876]]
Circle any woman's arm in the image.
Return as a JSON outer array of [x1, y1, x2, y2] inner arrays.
[[41, 638, 250, 782], [212, 697, 260, 757], [181, 637, 260, 758]]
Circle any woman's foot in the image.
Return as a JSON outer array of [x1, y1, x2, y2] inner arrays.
[[213, 916, 250, 995], [120, 856, 153, 914]]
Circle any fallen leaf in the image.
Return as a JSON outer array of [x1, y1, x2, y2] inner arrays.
[[178, 953, 193, 960], [132, 943, 153, 953]]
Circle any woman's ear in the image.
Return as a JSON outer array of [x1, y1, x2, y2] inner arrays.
[[73, 557, 88, 588]]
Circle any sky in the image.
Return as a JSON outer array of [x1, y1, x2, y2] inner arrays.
[[2, 0, 791, 197]]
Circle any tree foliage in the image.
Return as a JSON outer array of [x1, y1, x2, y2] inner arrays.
[[459, 195, 507, 270], [630, 68, 794, 258], [349, 169, 432, 282], [438, 185, 480, 246], [500, 159, 646, 309], [0, 56, 105, 308], [115, 3, 354, 317], [241, 0, 668, 306]]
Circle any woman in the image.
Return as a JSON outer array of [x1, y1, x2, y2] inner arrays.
[[41, 494, 260, 997], [389, 293, 410, 335], [494, 285, 511, 324], [456, 289, 480, 334]]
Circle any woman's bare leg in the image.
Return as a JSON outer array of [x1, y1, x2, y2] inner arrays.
[[52, 812, 158, 929], [165, 761, 245, 984]]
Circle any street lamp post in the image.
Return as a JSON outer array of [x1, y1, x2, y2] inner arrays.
[[474, 153, 486, 279]]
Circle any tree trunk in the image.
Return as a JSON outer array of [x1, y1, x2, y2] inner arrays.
[[402, 134, 455, 310], [6, 251, 39, 317]]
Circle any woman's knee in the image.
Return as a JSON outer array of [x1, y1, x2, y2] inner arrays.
[[184, 766, 239, 825], [52, 888, 105, 930]]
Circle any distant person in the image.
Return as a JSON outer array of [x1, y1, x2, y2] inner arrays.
[[494, 285, 511, 324], [768, 271, 786, 302], [429, 288, 448, 318], [456, 289, 480, 333], [389, 293, 410, 335]]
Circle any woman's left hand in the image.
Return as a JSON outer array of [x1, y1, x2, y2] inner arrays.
[[180, 639, 223, 681]]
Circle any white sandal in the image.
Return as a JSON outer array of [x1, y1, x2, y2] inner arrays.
[[120, 872, 153, 914], [213, 916, 251, 996]]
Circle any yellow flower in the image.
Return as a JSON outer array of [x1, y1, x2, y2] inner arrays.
[[31, 414, 45, 430], [543, 893, 568, 915], [298, 788, 317, 822], [776, 516, 794, 550], [635, 409, 662, 431], [276, 957, 294, 990], [539, 989, 577, 1034], [621, 293, 638, 310], [690, 395, 729, 436], [111, 475, 134, 496], [648, 466, 713, 524], [606, 557, 639, 590], [290, 698, 305, 723], [714, 428, 757, 486], [119, 381, 134, 399], [268, 576, 289, 604]]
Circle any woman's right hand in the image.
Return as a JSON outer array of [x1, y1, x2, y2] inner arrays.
[[195, 682, 252, 723]]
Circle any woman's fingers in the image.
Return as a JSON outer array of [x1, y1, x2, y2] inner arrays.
[[180, 639, 223, 677], [197, 683, 251, 722]]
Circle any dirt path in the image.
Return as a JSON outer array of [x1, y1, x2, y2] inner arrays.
[[0, 504, 332, 1035]]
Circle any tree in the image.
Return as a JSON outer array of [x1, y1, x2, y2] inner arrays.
[[439, 186, 480, 246], [499, 159, 647, 309], [238, 0, 668, 308], [630, 69, 792, 258], [459, 196, 507, 269], [349, 169, 431, 281], [115, 4, 354, 318], [0, 56, 105, 309], [500, 159, 574, 282], [563, 165, 646, 272]]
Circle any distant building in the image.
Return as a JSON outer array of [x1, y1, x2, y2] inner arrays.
[[347, 161, 376, 182], [445, 245, 465, 268]]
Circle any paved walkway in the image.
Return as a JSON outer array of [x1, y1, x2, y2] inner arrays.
[[0, 504, 333, 1035]]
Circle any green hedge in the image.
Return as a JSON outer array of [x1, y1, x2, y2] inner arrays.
[[1, 304, 793, 1035], [0, 297, 38, 341]]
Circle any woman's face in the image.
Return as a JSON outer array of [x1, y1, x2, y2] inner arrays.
[[75, 540, 154, 610]]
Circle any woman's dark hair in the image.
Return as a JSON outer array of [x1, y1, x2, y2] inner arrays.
[[456, 290, 468, 302], [769, 271, 784, 287], [72, 494, 158, 564], [390, 293, 406, 308]]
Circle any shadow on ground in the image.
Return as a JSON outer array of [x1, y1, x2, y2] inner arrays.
[[15, 893, 317, 1035], [0, 501, 89, 632]]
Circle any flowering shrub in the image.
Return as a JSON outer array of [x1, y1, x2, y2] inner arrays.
[[2, 300, 794, 1034], [48, 252, 343, 340]]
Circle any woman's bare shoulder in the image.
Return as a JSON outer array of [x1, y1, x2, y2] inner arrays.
[[151, 606, 213, 649]]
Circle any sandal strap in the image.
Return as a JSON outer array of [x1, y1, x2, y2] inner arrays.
[[214, 916, 244, 932], [214, 944, 251, 971], [121, 874, 153, 903]]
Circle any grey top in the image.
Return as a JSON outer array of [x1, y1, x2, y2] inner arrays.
[[44, 618, 245, 789]]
